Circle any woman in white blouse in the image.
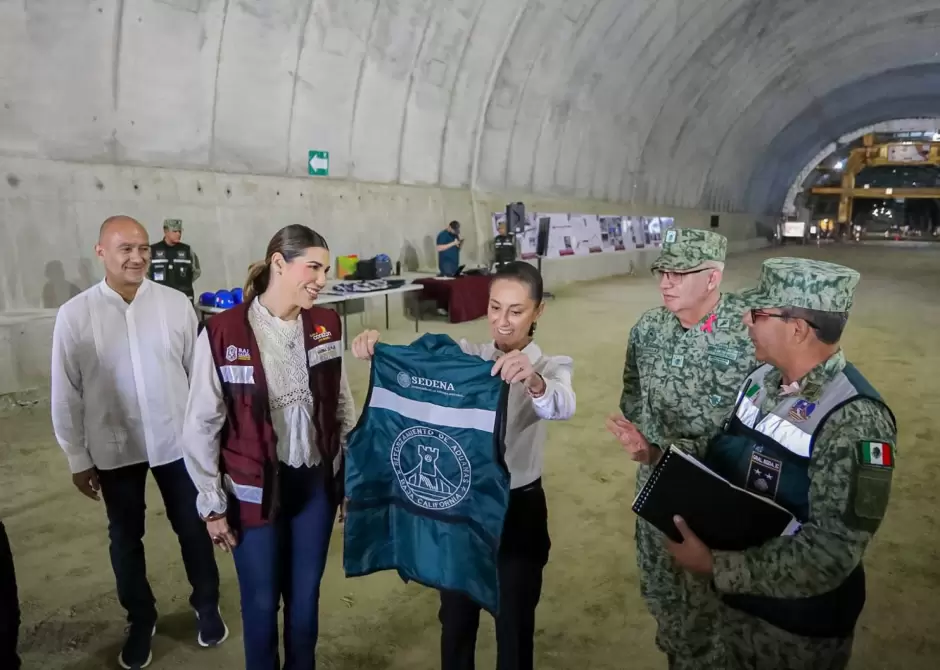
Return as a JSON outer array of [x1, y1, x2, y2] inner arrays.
[[351, 261, 576, 670], [182, 224, 355, 670]]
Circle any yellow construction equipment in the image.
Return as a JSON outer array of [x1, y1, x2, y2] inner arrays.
[[809, 133, 940, 226]]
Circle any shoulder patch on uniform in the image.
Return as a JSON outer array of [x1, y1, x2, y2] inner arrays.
[[857, 440, 895, 469]]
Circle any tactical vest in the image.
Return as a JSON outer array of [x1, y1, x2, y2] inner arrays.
[[203, 301, 343, 529], [493, 234, 517, 266], [343, 334, 510, 614], [150, 241, 195, 297], [705, 362, 895, 639]]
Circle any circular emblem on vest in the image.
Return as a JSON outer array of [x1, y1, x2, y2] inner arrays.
[[225, 345, 238, 362], [396, 371, 411, 388], [391, 426, 471, 511]]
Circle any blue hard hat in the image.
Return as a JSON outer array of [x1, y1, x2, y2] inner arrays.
[[198, 291, 216, 306], [231, 287, 244, 304], [214, 290, 235, 309]]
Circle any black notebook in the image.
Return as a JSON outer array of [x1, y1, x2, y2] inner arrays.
[[632, 446, 802, 551]]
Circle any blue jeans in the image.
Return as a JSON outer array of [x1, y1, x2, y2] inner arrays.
[[232, 465, 337, 670]]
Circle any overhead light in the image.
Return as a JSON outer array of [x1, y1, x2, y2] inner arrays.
[[834, 159, 845, 170]]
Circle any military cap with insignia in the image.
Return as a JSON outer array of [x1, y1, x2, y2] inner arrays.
[[742, 258, 860, 313], [651, 228, 728, 272], [163, 218, 183, 232]]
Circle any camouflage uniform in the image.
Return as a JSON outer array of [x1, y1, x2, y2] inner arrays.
[[703, 258, 897, 669], [621, 228, 757, 668]]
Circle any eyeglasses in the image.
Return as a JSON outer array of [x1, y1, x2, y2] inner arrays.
[[652, 268, 712, 283], [750, 309, 819, 330]]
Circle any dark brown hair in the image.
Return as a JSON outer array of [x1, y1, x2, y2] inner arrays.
[[244, 224, 329, 301]]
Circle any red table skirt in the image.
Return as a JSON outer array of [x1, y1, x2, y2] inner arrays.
[[414, 275, 491, 323]]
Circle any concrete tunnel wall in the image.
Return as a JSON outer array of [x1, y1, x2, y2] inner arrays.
[[4, 0, 940, 394]]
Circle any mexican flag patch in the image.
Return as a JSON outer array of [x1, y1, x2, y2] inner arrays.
[[745, 383, 761, 399], [859, 441, 894, 468]]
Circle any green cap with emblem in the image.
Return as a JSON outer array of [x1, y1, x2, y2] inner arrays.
[[651, 228, 728, 272], [742, 257, 860, 312], [163, 218, 183, 232]]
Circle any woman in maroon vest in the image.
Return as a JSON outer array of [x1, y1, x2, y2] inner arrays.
[[182, 224, 356, 670]]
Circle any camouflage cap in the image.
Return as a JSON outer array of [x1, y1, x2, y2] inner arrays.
[[742, 258, 860, 313], [650, 228, 728, 272], [163, 218, 183, 232]]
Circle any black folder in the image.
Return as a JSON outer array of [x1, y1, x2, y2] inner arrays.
[[631, 446, 801, 551]]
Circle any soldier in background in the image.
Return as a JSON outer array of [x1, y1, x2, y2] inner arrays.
[[665, 258, 897, 669], [493, 221, 518, 271], [606, 228, 757, 669], [149, 218, 201, 301]]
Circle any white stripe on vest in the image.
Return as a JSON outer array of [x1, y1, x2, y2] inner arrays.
[[369, 386, 497, 433]]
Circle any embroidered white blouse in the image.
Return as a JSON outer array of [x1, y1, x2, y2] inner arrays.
[[183, 298, 356, 517]]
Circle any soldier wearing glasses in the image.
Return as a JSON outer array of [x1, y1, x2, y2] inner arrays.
[[607, 228, 757, 668], [665, 258, 896, 669]]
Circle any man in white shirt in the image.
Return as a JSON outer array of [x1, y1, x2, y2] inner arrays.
[[51, 216, 227, 670]]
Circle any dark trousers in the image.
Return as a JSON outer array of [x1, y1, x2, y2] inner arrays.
[[232, 465, 337, 670], [439, 479, 551, 670], [0, 521, 21, 670], [97, 459, 220, 627]]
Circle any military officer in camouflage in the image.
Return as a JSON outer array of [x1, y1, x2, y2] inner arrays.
[[666, 257, 897, 669], [607, 228, 757, 668], [149, 218, 202, 301]]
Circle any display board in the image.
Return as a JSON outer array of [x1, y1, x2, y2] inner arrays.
[[491, 212, 674, 259]]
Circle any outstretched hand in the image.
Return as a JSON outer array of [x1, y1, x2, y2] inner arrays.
[[605, 414, 660, 465]]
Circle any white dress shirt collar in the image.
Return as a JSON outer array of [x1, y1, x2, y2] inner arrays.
[[98, 277, 152, 304]]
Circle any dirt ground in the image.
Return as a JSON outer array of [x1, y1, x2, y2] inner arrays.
[[2, 243, 939, 669]]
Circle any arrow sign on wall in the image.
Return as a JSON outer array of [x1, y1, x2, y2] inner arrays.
[[308, 150, 330, 176]]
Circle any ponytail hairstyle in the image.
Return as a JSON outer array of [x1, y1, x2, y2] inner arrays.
[[491, 261, 545, 336], [244, 224, 330, 302]]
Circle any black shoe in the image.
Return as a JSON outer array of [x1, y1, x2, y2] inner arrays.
[[118, 622, 155, 669], [196, 606, 229, 647]]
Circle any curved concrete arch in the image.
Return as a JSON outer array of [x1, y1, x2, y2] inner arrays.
[[741, 64, 940, 213], [3, 0, 940, 215]]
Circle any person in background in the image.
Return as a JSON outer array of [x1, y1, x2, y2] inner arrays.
[[182, 224, 356, 670], [666, 258, 897, 669], [0, 520, 20, 670], [149, 218, 202, 302], [352, 261, 576, 670], [51, 215, 227, 670], [493, 221, 518, 271], [606, 228, 757, 669], [436, 220, 463, 277]]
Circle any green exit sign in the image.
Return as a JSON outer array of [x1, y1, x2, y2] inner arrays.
[[308, 150, 329, 176]]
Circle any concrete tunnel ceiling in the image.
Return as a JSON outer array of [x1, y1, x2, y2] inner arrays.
[[3, 0, 940, 217]]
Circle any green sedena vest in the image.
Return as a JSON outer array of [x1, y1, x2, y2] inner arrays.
[[705, 361, 896, 638], [343, 334, 511, 614]]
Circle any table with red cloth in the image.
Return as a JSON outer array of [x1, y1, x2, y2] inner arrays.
[[413, 275, 491, 323]]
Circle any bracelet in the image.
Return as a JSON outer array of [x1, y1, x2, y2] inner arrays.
[[526, 373, 547, 398]]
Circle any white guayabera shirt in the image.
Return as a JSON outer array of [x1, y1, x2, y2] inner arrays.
[[51, 279, 198, 473]]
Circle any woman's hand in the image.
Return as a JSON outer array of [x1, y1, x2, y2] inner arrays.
[[206, 517, 238, 553], [351, 330, 380, 360], [491, 350, 545, 396]]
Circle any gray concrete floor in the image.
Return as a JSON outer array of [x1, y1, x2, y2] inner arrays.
[[2, 243, 938, 669]]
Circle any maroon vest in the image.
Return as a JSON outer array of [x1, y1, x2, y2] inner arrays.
[[204, 300, 344, 529]]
